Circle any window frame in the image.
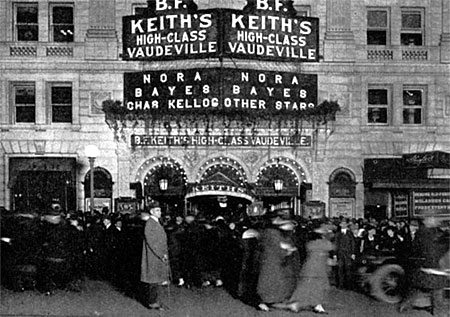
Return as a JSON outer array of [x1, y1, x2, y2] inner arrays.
[[11, 82, 36, 124], [14, 2, 39, 42], [132, 3, 148, 15], [367, 85, 391, 126], [48, 82, 73, 124], [49, 2, 74, 43], [366, 8, 390, 46], [294, 5, 311, 17], [400, 7, 424, 46], [402, 85, 425, 125]]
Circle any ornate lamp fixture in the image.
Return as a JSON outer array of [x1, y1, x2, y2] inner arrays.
[[159, 178, 168, 191], [273, 179, 284, 193]]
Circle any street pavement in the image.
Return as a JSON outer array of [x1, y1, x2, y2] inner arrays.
[[1, 279, 449, 317]]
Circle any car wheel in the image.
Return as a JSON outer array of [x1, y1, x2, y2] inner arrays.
[[369, 264, 405, 304]]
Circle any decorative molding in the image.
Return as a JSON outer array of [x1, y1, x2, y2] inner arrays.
[[329, 92, 351, 116], [90, 91, 112, 115], [445, 96, 450, 117]]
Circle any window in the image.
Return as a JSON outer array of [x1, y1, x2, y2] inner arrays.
[[403, 87, 424, 124], [368, 88, 390, 124], [132, 3, 148, 15], [13, 83, 36, 123], [295, 5, 310, 17], [367, 9, 389, 45], [50, 84, 72, 123], [401, 9, 423, 46], [15, 3, 38, 41], [50, 4, 74, 42]]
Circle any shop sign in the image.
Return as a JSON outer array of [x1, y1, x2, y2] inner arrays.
[[412, 191, 450, 216], [131, 134, 312, 147], [85, 198, 112, 213], [403, 151, 450, 169], [122, 0, 319, 62], [124, 68, 317, 114], [329, 198, 354, 218], [393, 192, 408, 217], [303, 200, 325, 219], [190, 184, 247, 194]]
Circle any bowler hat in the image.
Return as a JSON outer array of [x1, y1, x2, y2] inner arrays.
[[149, 201, 161, 210]]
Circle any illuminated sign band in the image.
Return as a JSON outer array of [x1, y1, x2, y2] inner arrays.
[[124, 68, 317, 114], [131, 134, 312, 147]]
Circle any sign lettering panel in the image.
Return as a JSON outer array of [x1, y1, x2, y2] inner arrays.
[[124, 68, 317, 114]]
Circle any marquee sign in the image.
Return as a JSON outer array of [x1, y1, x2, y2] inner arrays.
[[122, 9, 219, 61], [131, 134, 312, 147], [221, 10, 319, 62], [122, 0, 319, 62], [124, 68, 317, 114]]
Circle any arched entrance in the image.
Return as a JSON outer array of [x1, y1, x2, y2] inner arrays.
[[186, 156, 253, 221], [140, 157, 187, 217], [255, 157, 308, 216], [84, 167, 113, 213], [328, 168, 356, 218]]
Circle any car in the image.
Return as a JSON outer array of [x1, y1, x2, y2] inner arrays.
[[353, 250, 408, 304]]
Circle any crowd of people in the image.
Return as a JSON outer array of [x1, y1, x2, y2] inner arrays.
[[1, 203, 449, 314]]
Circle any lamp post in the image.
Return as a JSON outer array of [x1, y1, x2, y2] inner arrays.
[[85, 145, 99, 214]]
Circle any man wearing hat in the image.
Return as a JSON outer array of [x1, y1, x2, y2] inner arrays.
[[334, 219, 356, 290], [140, 202, 169, 310]]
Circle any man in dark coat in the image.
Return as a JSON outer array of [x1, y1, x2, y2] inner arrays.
[[334, 220, 356, 289], [140, 203, 169, 310], [398, 216, 450, 313]]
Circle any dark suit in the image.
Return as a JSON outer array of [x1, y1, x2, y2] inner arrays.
[[140, 216, 168, 306], [335, 229, 356, 289]]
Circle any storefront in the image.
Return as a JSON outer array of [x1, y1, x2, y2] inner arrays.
[[8, 157, 77, 213], [363, 151, 450, 220]]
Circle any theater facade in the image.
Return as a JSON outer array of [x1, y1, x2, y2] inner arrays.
[[0, 0, 449, 220]]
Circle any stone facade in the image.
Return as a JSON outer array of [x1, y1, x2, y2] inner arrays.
[[0, 0, 449, 218]]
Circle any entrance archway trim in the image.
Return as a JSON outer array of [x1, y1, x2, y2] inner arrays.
[[186, 190, 255, 203]]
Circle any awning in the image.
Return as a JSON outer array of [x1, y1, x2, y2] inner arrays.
[[364, 152, 450, 189]]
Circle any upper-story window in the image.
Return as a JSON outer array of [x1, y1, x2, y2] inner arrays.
[[367, 8, 389, 45], [49, 83, 72, 123], [295, 5, 310, 17], [401, 8, 423, 46], [132, 3, 148, 15], [13, 83, 36, 123], [403, 87, 424, 125], [368, 87, 390, 125], [50, 4, 74, 42], [15, 3, 39, 41]]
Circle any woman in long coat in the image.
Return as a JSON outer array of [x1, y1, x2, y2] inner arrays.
[[256, 217, 300, 311], [292, 222, 335, 313]]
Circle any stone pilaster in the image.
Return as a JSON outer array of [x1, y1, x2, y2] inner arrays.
[[85, 0, 118, 60], [116, 143, 134, 198], [323, 0, 355, 62], [440, 0, 450, 63]]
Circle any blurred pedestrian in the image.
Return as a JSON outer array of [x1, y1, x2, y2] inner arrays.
[[256, 215, 301, 312], [292, 221, 335, 314], [140, 202, 169, 311]]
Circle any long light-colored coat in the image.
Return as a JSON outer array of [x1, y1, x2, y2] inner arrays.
[[140, 217, 169, 284]]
